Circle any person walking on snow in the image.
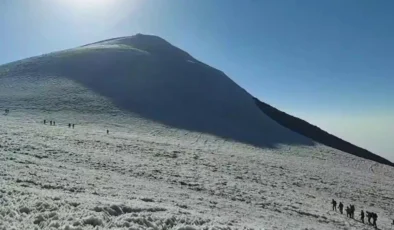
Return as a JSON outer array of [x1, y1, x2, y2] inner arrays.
[[346, 207, 351, 218], [372, 213, 377, 228], [367, 211, 372, 225], [350, 205, 355, 218], [331, 199, 337, 211], [339, 202, 344, 214], [360, 210, 365, 223]]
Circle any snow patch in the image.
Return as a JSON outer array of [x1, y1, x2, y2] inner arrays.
[[82, 215, 104, 227], [18, 207, 31, 214], [64, 225, 83, 230]]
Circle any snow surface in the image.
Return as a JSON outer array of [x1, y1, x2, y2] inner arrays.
[[1, 112, 394, 230], [0, 34, 313, 148], [1, 34, 394, 229]]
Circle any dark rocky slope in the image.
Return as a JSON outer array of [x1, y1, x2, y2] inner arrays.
[[253, 97, 393, 166]]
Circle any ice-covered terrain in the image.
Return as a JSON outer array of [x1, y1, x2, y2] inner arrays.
[[1, 34, 394, 229], [2, 112, 394, 230], [0, 34, 313, 149]]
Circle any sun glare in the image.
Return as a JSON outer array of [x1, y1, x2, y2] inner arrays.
[[63, 0, 114, 10]]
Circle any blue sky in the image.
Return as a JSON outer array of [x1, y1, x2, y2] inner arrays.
[[1, 0, 393, 160]]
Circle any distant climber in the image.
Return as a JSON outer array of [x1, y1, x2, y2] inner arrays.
[[360, 210, 365, 223], [339, 202, 344, 214], [372, 213, 377, 227], [107, 130, 109, 134], [72, 124, 75, 129], [68, 123, 71, 128], [50, 121, 53, 126], [53, 121, 56, 126], [44, 120, 46, 125], [346, 206, 351, 218], [350, 205, 355, 218], [4, 109, 9, 115], [367, 211, 372, 224], [332, 199, 337, 211]]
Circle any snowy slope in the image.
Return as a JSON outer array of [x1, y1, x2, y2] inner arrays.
[[1, 113, 394, 230], [0, 34, 313, 148], [1, 34, 394, 230]]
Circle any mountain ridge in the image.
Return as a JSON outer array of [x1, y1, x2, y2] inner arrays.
[[253, 97, 393, 166]]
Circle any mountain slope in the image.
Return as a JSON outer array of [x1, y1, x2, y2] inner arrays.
[[253, 97, 393, 166], [0, 34, 313, 149], [0, 34, 390, 165], [2, 34, 394, 229]]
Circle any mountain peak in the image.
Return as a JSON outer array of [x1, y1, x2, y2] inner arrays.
[[82, 34, 193, 60], [0, 34, 314, 149]]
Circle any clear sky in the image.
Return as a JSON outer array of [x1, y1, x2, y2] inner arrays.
[[1, 0, 393, 160]]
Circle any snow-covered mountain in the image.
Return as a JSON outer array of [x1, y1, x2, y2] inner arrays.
[[0, 34, 313, 148], [1, 34, 394, 230]]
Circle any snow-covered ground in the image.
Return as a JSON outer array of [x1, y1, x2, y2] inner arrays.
[[1, 34, 394, 229], [0, 34, 314, 149], [1, 111, 394, 230]]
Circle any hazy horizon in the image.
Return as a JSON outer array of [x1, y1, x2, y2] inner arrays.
[[1, 0, 393, 160]]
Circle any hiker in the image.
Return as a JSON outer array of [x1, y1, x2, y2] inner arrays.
[[50, 121, 53, 126], [372, 213, 377, 227], [360, 210, 365, 223], [332, 199, 337, 211], [367, 211, 372, 225], [44, 120, 46, 125], [346, 206, 351, 218], [72, 124, 75, 129], [350, 205, 355, 218], [68, 123, 71, 128], [107, 130, 109, 134], [339, 202, 344, 214], [53, 121, 56, 126]]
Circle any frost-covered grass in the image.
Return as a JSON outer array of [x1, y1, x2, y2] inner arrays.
[[1, 112, 394, 230]]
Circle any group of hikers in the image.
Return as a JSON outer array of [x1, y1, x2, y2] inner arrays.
[[44, 120, 76, 129], [332, 199, 378, 228], [44, 120, 78, 129], [4, 110, 108, 134], [43, 119, 110, 134], [43, 120, 58, 126]]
